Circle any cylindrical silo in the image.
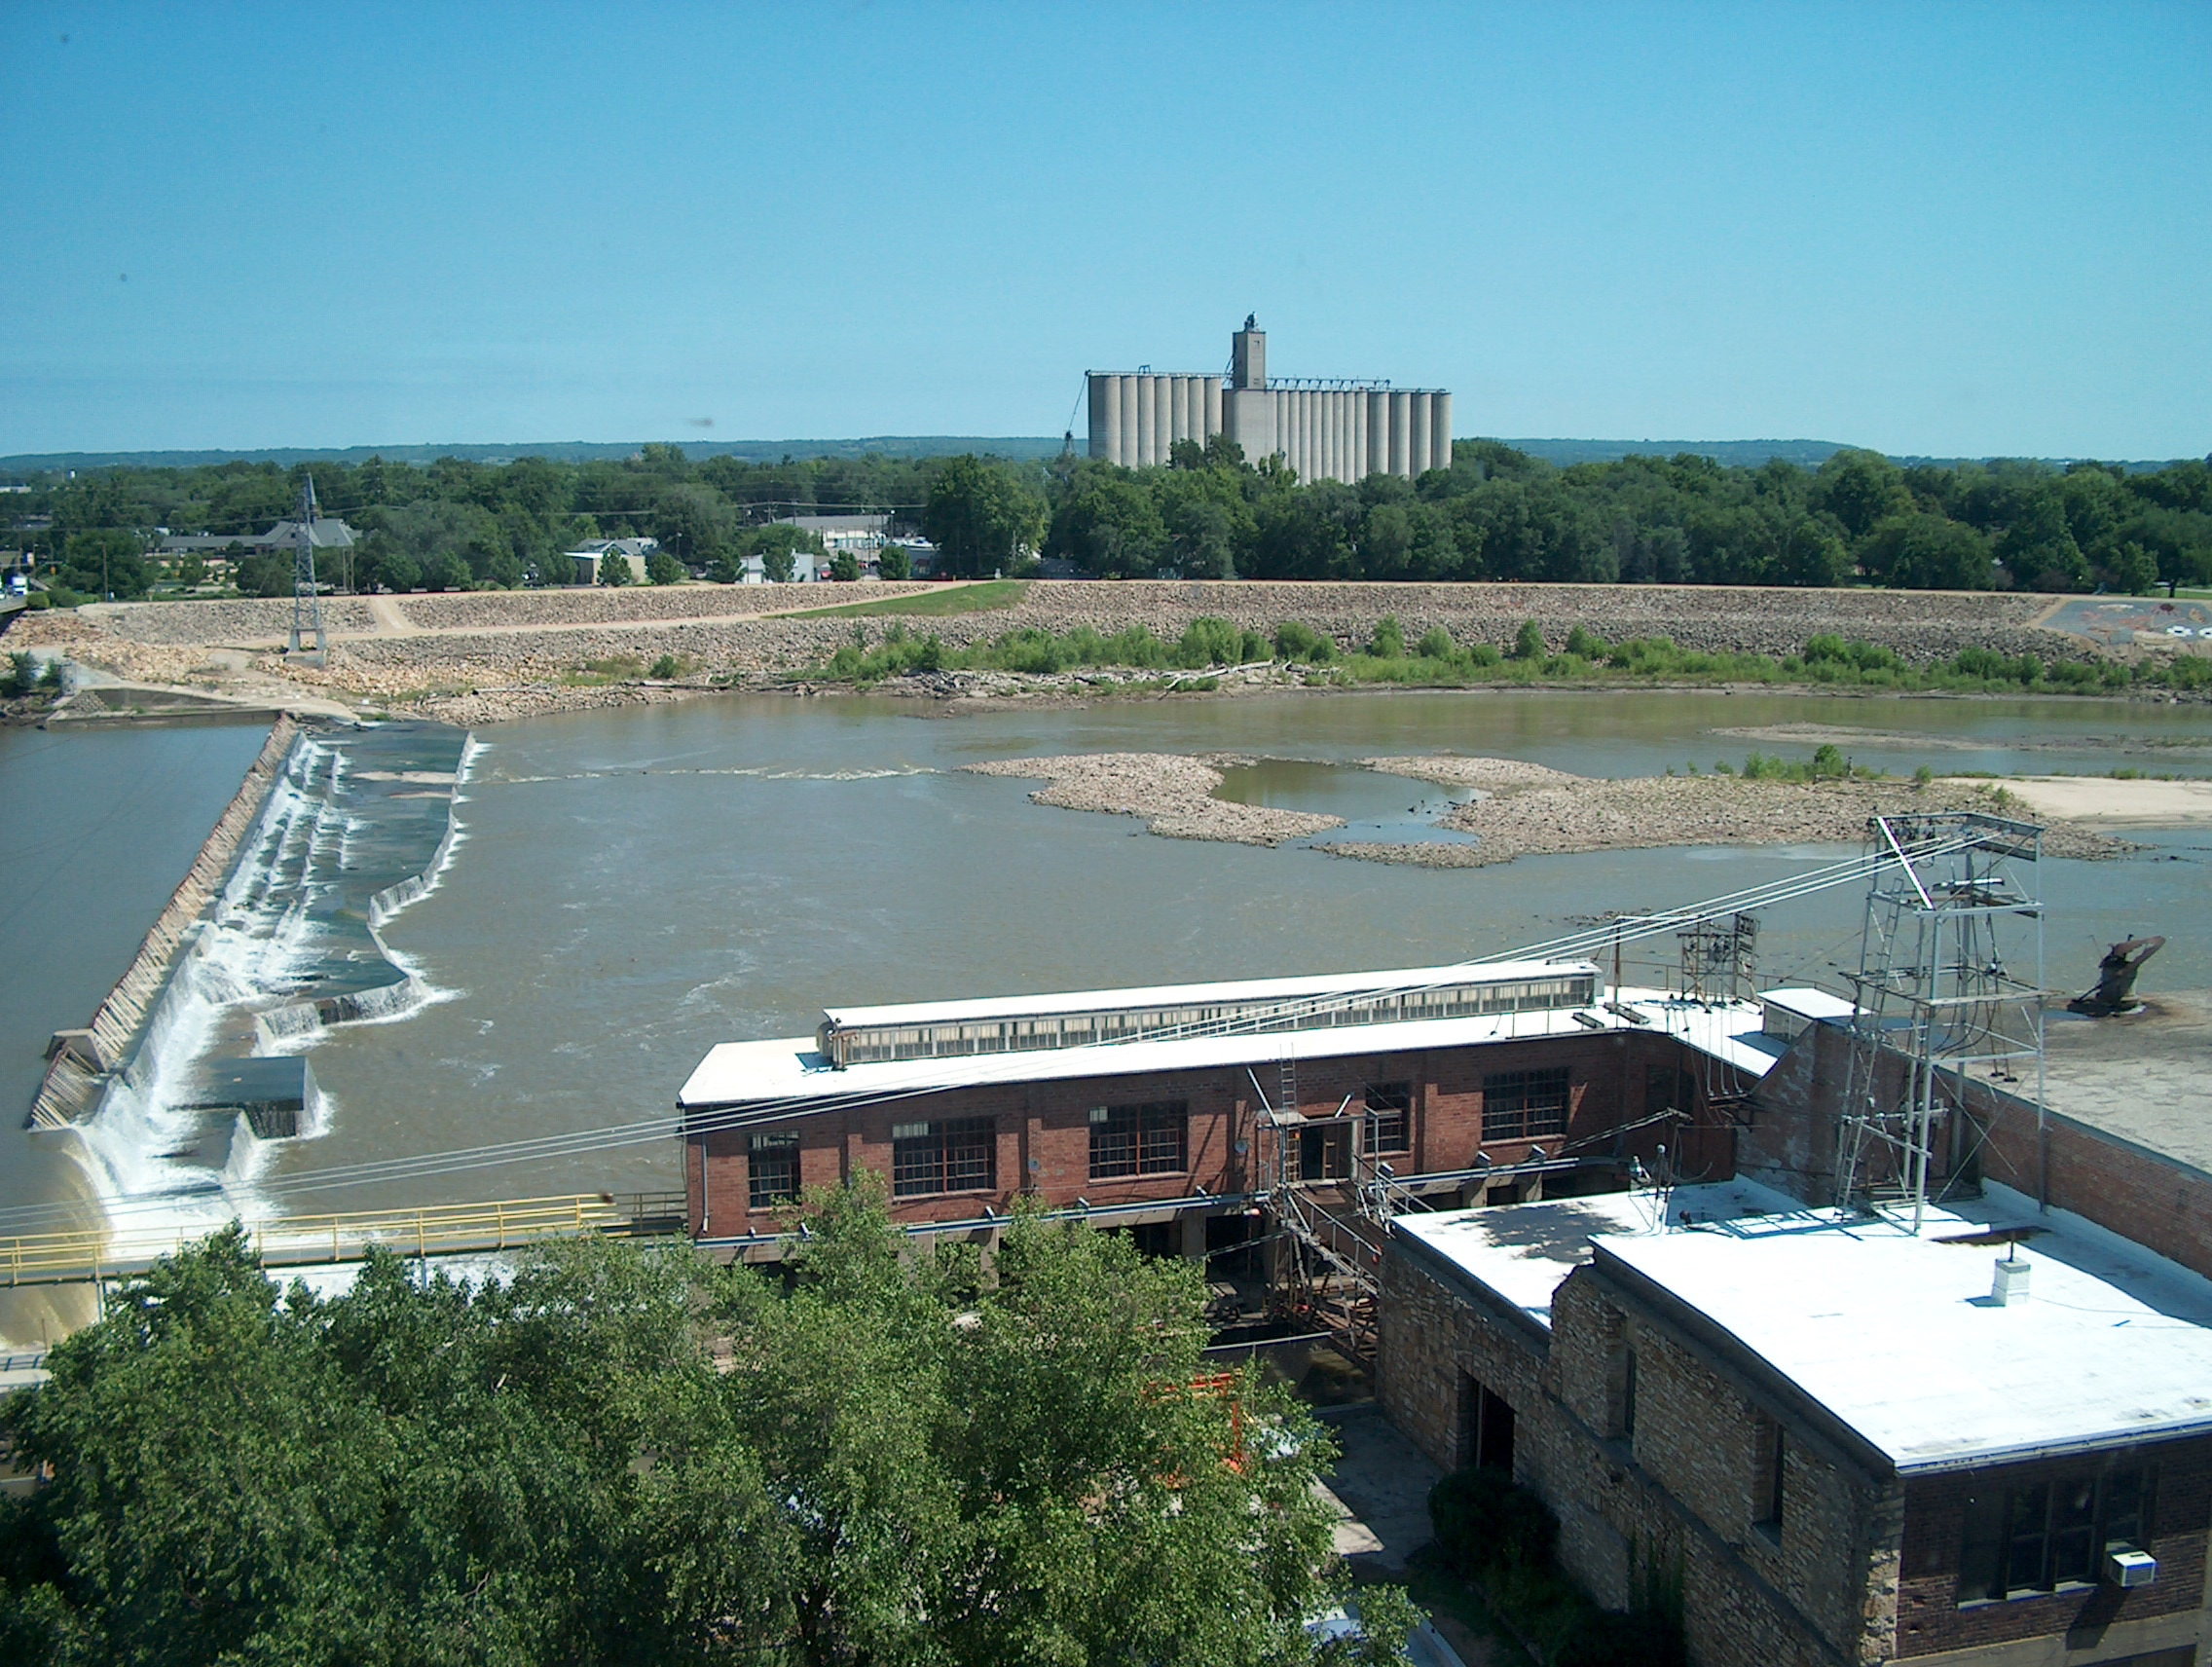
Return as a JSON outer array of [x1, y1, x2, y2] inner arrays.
[[1116, 375, 1138, 466], [1175, 378, 1196, 448], [1307, 390, 1321, 481], [1349, 393, 1367, 481], [1319, 392, 1337, 483], [1276, 391, 1293, 470], [1431, 392, 1454, 472], [1410, 395, 1432, 479], [1204, 378, 1223, 442], [1388, 391, 1413, 477], [1185, 377, 1203, 445], [1140, 377, 1161, 466], [1088, 375, 1113, 462], [1367, 391, 1389, 477]]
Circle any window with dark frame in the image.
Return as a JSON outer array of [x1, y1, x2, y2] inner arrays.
[[1365, 1082, 1412, 1153], [1483, 1067, 1570, 1140], [1957, 1468, 2151, 1603], [1088, 1100, 1188, 1179], [748, 1133, 800, 1208], [891, 1117, 996, 1197], [1751, 1413, 1786, 1535]]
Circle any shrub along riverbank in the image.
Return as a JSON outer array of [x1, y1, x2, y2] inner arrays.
[[809, 614, 2212, 699]]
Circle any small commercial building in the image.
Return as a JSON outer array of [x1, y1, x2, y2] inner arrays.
[[677, 961, 1775, 1259], [565, 537, 659, 585], [1382, 1179, 2212, 1667]]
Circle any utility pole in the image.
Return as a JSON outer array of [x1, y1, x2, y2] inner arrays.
[[288, 474, 326, 665]]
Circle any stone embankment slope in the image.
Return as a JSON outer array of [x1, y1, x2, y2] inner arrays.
[[18, 579, 2106, 724]]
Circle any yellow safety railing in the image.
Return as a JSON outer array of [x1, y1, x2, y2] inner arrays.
[[0, 1192, 688, 1288]]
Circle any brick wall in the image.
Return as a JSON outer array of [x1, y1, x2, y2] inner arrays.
[[1894, 1437, 2212, 1659], [1376, 1240, 1550, 1475], [688, 1029, 1728, 1238], [1548, 1268, 1903, 1667], [1377, 1239, 1901, 1667], [1740, 1018, 2212, 1287]]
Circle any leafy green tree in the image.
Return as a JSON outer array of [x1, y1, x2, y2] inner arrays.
[[1812, 448, 1912, 541], [1862, 513, 1994, 590], [173, 554, 206, 587], [651, 483, 733, 570], [600, 549, 633, 586], [1513, 619, 1546, 659], [760, 542, 796, 584], [829, 551, 860, 582], [1366, 614, 1406, 657], [645, 549, 685, 586], [364, 547, 422, 592], [234, 552, 291, 599], [876, 544, 912, 580], [0, 1189, 1396, 1667], [923, 456, 1047, 579], [1997, 487, 2089, 591], [57, 531, 150, 600], [1048, 466, 1169, 577], [420, 550, 470, 591]]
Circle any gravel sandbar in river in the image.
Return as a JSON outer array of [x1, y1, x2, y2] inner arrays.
[[963, 753, 1345, 845]]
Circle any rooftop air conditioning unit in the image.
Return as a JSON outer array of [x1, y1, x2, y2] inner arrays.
[[2106, 1548, 2157, 1589]]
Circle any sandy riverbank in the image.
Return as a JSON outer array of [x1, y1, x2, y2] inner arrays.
[[964, 750, 2135, 865], [1981, 776, 2212, 826]]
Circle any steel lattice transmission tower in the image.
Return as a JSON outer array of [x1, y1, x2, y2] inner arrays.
[[1834, 811, 2046, 1230], [288, 473, 327, 664]]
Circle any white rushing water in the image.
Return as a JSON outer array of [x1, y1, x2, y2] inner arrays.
[[63, 726, 473, 1245]]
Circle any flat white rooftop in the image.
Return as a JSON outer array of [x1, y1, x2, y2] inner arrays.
[[821, 958, 1597, 1030], [1396, 1182, 2212, 1472], [681, 985, 1784, 1114]]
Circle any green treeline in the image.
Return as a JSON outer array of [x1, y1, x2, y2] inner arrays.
[[819, 616, 2212, 696], [1045, 438, 2212, 592], [8, 438, 2211, 602], [0, 1188, 1412, 1667]]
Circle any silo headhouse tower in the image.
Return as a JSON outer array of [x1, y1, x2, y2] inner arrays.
[[1086, 317, 1452, 483]]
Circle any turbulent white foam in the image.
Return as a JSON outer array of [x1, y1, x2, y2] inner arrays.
[[66, 730, 469, 1249]]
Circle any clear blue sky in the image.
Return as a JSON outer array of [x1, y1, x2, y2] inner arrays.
[[3, 2, 2205, 459]]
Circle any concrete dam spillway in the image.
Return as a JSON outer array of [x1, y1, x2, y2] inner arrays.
[[1085, 317, 1452, 483]]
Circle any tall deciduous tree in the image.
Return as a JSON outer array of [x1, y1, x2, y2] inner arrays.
[[923, 456, 1047, 578], [0, 1187, 1402, 1666]]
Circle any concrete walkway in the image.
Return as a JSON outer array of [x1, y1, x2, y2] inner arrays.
[[1314, 1402, 1444, 1574]]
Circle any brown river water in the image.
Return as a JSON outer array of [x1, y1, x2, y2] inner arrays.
[[4, 687, 2208, 1344]]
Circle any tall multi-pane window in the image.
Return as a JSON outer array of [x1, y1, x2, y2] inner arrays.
[[748, 1133, 800, 1208], [1957, 1469, 2151, 1601], [1088, 1100, 1188, 1179], [891, 1117, 996, 1197], [1365, 1082, 1412, 1154], [1483, 1068, 1570, 1140], [1751, 1413, 1786, 1535]]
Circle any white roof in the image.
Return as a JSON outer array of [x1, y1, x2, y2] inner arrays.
[[1759, 986, 1857, 1022], [1391, 1179, 1802, 1333], [680, 984, 1783, 1112], [1398, 1181, 2212, 1472], [823, 958, 1595, 1030]]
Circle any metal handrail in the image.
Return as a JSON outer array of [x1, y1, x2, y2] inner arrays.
[[0, 1193, 682, 1288]]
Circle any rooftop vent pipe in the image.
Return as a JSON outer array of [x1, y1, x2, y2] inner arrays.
[[1991, 1256, 2031, 1306]]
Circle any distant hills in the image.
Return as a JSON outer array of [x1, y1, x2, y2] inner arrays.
[[0, 435, 2192, 475]]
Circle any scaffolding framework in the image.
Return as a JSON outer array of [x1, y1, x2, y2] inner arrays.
[[1835, 812, 2046, 1228], [288, 474, 327, 663]]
